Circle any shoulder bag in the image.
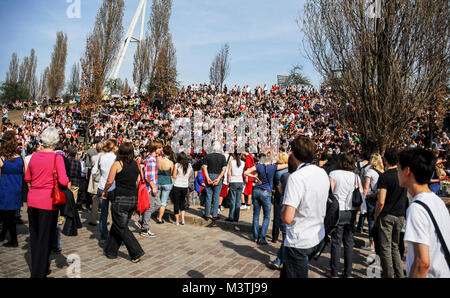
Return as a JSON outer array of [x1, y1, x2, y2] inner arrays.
[[52, 154, 67, 205], [351, 173, 363, 208], [136, 160, 151, 215]]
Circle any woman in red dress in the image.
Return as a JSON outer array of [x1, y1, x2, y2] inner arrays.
[[242, 151, 255, 210]]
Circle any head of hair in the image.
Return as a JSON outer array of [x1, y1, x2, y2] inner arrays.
[[2, 130, 15, 142], [116, 142, 135, 163], [147, 141, 162, 153], [383, 149, 398, 166], [277, 152, 289, 165], [176, 152, 190, 174], [103, 139, 117, 153], [291, 135, 316, 163], [398, 148, 436, 185], [0, 138, 18, 161], [163, 145, 173, 157], [337, 153, 355, 171], [232, 152, 243, 168], [96, 142, 104, 152], [67, 145, 77, 158], [40, 127, 60, 148], [369, 153, 384, 173]]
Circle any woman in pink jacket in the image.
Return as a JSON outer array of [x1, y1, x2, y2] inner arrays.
[[25, 127, 69, 278]]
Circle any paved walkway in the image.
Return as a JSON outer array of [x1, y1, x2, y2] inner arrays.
[[0, 202, 382, 278]]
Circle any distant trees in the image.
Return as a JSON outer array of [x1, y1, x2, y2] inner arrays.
[[47, 31, 68, 99], [1, 50, 38, 102], [209, 43, 230, 91], [66, 63, 81, 98], [133, 35, 152, 94], [286, 65, 311, 87]]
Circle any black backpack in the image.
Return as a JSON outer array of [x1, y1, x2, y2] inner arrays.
[[313, 186, 340, 260]]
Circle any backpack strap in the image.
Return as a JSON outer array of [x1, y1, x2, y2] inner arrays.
[[413, 200, 450, 268]]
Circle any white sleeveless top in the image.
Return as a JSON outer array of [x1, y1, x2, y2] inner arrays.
[[173, 163, 192, 188], [229, 159, 245, 183]]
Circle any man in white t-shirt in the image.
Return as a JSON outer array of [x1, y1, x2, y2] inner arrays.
[[281, 135, 330, 278], [397, 148, 450, 278]]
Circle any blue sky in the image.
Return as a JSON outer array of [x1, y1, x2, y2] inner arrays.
[[0, 0, 322, 90]]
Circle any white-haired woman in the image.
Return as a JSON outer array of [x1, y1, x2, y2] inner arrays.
[[25, 127, 69, 278]]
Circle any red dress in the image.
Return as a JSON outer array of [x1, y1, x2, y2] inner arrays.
[[243, 154, 255, 196]]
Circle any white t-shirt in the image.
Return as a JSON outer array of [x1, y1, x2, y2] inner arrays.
[[364, 168, 380, 196], [283, 164, 330, 249], [404, 192, 450, 278], [330, 170, 361, 211], [229, 159, 245, 183], [91, 152, 116, 192]]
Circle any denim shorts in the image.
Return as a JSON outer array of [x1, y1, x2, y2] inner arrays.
[[158, 184, 173, 207]]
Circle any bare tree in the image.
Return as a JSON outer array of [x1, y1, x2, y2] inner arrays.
[[148, 0, 173, 90], [92, 0, 125, 85], [25, 49, 38, 93], [38, 67, 50, 100], [19, 56, 29, 84], [47, 31, 68, 99], [5, 53, 19, 84], [133, 35, 152, 93], [209, 43, 230, 90], [153, 33, 177, 99], [67, 63, 81, 98], [80, 37, 103, 106], [300, 0, 449, 154]]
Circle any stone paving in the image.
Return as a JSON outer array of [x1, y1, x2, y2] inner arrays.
[[0, 202, 383, 278]]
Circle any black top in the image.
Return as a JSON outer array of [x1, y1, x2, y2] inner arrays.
[[115, 161, 140, 197], [377, 168, 408, 217], [203, 153, 227, 175]]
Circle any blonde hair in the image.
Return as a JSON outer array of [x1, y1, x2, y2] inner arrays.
[[103, 139, 117, 153], [277, 152, 289, 164], [369, 153, 384, 173]]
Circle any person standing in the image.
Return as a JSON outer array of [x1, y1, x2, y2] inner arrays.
[[102, 142, 145, 263], [25, 127, 69, 278], [67, 146, 82, 209], [87, 142, 103, 226], [280, 136, 330, 278], [244, 152, 288, 245], [242, 151, 255, 210], [171, 153, 193, 225], [91, 139, 117, 246], [0, 131, 24, 247], [374, 149, 408, 278], [329, 153, 364, 278], [155, 146, 174, 224], [226, 152, 246, 222], [139, 141, 162, 237], [397, 148, 450, 277], [202, 142, 227, 221], [272, 152, 289, 243]]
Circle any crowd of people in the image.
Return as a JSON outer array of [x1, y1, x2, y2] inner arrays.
[[0, 83, 449, 278]]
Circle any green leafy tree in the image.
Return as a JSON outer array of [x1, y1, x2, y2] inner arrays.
[[0, 81, 30, 103]]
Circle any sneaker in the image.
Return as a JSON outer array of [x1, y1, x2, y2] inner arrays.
[[361, 245, 375, 252], [131, 253, 144, 263], [156, 219, 165, 224], [240, 205, 247, 210], [269, 261, 281, 270], [258, 238, 268, 245], [140, 230, 157, 238], [173, 222, 179, 226], [219, 206, 225, 211], [246, 205, 251, 210], [135, 221, 142, 230], [180, 221, 185, 225]]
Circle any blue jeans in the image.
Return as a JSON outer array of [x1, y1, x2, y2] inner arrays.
[[97, 189, 114, 241], [281, 240, 325, 278], [273, 220, 287, 266], [228, 182, 244, 221], [252, 188, 272, 241], [158, 184, 173, 207], [204, 173, 223, 218], [365, 197, 376, 242]]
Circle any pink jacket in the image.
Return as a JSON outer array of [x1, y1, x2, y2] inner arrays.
[[25, 152, 69, 211]]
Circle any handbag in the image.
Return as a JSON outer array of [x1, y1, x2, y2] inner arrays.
[[136, 160, 151, 215], [351, 173, 363, 208], [93, 155, 102, 183], [52, 153, 67, 205]]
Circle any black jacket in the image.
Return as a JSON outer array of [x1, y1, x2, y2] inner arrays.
[[61, 188, 82, 236]]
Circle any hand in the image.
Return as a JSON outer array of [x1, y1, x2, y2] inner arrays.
[[102, 192, 108, 200], [213, 179, 220, 185], [152, 187, 158, 196], [207, 178, 213, 185]]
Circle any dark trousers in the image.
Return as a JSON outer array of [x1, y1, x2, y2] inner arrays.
[[172, 186, 187, 215], [280, 240, 325, 278], [104, 198, 144, 260], [0, 210, 18, 244], [27, 207, 58, 278], [272, 194, 283, 241], [330, 210, 357, 278]]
